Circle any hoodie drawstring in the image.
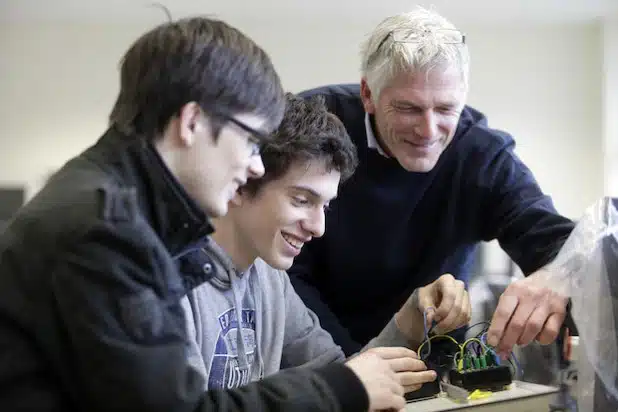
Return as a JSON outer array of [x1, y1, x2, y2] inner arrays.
[[252, 271, 264, 379], [230, 271, 250, 382]]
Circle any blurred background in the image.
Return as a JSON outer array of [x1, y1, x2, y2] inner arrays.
[[1, 0, 617, 384]]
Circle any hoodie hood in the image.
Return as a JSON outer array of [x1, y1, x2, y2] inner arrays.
[[201, 239, 238, 291], [177, 237, 264, 384]]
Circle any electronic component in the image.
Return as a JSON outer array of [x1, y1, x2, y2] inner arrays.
[[405, 376, 441, 402], [449, 364, 512, 392], [415, 309, 519, 396]]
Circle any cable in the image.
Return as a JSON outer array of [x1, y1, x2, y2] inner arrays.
[[480, 332, 488, 345], [510, 351, 522, 378], [418, 314, 522, 387], [419, 334, 462, 360], [420, 307, 435, 359], [460, 337, 487, 359], [423, 307, 435, 335], [463, 321, 491, 338]]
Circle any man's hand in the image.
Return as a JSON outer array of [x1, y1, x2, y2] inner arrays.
[[487, 269, 568, 356], [396, 273, 471, 341], [418, 274, 471, 334], [367, 347, 437, 393], [345, 350, 406, 411]]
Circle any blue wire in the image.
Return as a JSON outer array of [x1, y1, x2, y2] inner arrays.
[[510, 351, 523, 378], [421, 307, 435, 359], [480, 332, 502, 365]]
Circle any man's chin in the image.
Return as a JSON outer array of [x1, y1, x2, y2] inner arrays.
[[397, 155, 439, 173], [203, 199, 228, 218], [263, 254, 294, 271]]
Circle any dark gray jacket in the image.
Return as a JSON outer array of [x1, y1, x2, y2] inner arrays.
[[0, 127, 367, 412]]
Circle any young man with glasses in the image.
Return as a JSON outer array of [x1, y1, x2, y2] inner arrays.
[[289, 7, 574, 359], [0, 17, 405, 412]]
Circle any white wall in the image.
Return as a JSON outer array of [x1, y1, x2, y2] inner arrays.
[[0, 18, 605, 220], [603, 15, 618, 197]]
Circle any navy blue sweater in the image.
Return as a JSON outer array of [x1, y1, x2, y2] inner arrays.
[[289, 84, 575, 356]]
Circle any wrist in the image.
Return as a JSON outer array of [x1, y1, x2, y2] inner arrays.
[[394, 304, 425, 344]]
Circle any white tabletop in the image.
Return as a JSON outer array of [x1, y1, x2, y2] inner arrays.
[[404, 381, 559, 412]]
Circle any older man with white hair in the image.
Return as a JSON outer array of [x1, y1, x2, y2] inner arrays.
[[289, 7, 574, 359]]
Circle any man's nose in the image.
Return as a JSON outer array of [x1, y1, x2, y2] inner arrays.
[[248, 154, 265, 179], [415, 111, 438, 139], [301, 207, 326, 238]]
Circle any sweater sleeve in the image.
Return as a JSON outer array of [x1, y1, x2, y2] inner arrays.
[[279, 270, 347, 369], [361, 317, 421, 353], [200, 363, 369, 412], [479, 139, 575, 274], [288, 241, 364, 356]]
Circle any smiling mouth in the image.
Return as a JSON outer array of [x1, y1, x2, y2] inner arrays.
[[406, 140, 439, 148], [281, 233, 304, 250]]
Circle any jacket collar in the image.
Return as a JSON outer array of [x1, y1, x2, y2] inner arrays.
[[87, 127, 214, 257]]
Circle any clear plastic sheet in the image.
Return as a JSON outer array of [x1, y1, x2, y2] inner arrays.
[[543, 197, 618, 410]]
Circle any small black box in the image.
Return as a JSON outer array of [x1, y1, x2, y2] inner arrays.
[[405, 377, 441, 402], [448, 365, 512, 392]]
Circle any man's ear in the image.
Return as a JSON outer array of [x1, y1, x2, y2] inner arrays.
[[360, 78, 377, 114], [177, 102, 203, 147]]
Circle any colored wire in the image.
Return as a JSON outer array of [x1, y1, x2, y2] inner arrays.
[[418, 334, 462, 360], [479, 332, 502, 363], [460, 337, 487, 358], [423, 307, 434, 336], [510, 351, 523, 378], [418, 314, 523, 380], [480, 331, 523, 377], [420, 307, 435, 359], [453, 350, 462, 369], [463, 321, 491, 337], [563, 328, 572, 362]]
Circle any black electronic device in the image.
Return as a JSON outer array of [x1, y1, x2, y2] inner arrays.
[[449, 364, 512, 392], [405, 377, 441, 402]]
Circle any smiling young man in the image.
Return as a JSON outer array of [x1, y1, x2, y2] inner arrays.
[[177, 93, 472, 404]]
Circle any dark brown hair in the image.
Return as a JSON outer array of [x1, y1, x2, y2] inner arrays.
[[109, 16, 285, 138], [243, 93, 358, 196]]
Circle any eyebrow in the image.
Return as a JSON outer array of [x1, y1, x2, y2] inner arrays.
[[393, 99, 458, 110], [290, 185, 336, 202]]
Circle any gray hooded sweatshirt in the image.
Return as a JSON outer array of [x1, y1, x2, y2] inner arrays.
[[180, 239, 413, 391]]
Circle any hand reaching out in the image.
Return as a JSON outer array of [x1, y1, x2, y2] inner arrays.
[[346, 347, 437, 411], [487, 269, 568, 356], [345, 350, 405, 411], [367, 347, 437, 393], [395, 273, 471, 344]]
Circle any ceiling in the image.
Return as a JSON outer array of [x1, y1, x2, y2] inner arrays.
[[2, 0, 617, 24]]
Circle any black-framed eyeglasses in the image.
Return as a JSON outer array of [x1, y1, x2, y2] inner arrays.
[[204, 107, 270, 156], [370, 28, 466, 64]]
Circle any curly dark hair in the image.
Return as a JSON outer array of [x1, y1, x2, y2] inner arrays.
[[242, 93, 358, 197], [109, 16, 285, 139]]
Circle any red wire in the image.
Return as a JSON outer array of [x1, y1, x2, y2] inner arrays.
[[563, 327, 572, 361]]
